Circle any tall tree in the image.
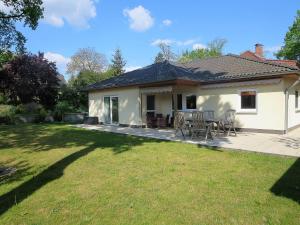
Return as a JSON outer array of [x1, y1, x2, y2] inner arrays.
[[154, 52, 164, 63], [111, 48, 126, 76], [0, 53, 60, 108], [67, 47, 108, 75], [179, 38, 227, 63], [0, 0, 44, 53], [276, 10, 300, 61], [154, 43, 177, 63], [59, 70, 105, 110]]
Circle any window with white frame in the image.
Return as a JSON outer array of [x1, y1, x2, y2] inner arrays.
[[296, 90, 299, 109], [146, 95, 155, 117], [186, 95, 197, 110], [238, 90, 257, 113]]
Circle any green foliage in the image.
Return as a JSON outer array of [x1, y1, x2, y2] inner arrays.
[[0, 104, 16, 124], [53, 101, 74, 121], [110, 48, 126, 76], [179, 38, 227, 63], [0, 50, 14, 68], [0, 0, 44, 52], [276, 10, 300, 61]]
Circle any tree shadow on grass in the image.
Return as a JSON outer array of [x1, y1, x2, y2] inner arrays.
[[0, 124, 163, 216], [0, 123, 161, 153], [270, 158, 300, 204]]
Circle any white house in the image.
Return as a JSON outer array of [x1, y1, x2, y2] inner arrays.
[[86, 54, 300, 134]]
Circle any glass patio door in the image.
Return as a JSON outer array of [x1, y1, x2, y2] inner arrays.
[[111, 97, 119, 124], [103, 96, 119, 124]]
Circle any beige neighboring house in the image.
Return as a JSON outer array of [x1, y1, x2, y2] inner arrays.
[[85, 53, 300, 134]]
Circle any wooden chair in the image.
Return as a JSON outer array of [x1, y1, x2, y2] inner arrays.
[[156, 114, 166, 128], [221, 109, 237, 136], [146, 112, 157, 128], [174, 112, 187, 138], [191, 111, 212, 140], [203, 110, 215, 121]]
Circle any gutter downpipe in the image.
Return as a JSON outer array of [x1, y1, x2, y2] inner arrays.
[[284, 76, 300, 134]]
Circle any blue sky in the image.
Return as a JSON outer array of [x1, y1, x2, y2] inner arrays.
[[16, 0, 299, 79]]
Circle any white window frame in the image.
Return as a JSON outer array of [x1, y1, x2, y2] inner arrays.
[[237, 89, 258, 114], [146, 95, 156, 114], [185, 94, 197, 111], [103, 95, 119, 125]]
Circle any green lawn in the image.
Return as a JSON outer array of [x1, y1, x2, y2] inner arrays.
[[0, 124, 299, 225]]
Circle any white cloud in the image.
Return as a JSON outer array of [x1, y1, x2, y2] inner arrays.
[[125, 66, 142, 72], [151, 38, 198, 47], [151, 39, 174, 46], [162, 19, 172, 26], [43, 0, 97, 28], [265, 46, 281, 53], [177, 39, 196, 46], [123, 5, 154, 32], [192, 43, 206, 50], [44, 52, 71, 74]]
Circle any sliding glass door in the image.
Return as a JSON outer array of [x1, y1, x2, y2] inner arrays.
[[103, 96, 119, 124], [111, 97, 119, 124]]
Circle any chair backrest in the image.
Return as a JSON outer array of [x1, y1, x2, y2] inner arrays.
[[191, 111, 206, 129], [203, 110, 214, 121], [156, 113, 163, 118], [174, 112, 185, 129], [225, 109, 236, 123], [146, 112, 155, 118]]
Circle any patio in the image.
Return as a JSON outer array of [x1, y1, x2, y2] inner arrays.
[[76, 124, 300, 157]]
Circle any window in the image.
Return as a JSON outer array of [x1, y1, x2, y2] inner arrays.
[[177, 94, 182, 110], [147, 95, 155, 111], [186, 95, 196, 110], [239, 90, 257, 113], [296, 91, 299, 109]]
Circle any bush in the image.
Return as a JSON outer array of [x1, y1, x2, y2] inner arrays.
[[0, 105, 16, 124], [14, 103, 48, 123], [53, 101, 74, 121]]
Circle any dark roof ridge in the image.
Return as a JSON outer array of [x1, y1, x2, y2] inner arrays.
[[227, 53, 298, 71]]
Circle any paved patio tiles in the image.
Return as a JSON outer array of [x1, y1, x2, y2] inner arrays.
[[75, 124, 300, 157]]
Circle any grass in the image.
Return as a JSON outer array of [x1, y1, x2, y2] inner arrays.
[[0, 124, 299, 225]]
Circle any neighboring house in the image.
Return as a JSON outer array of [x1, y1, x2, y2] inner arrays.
[[86, 54, 300, 134], [240, 43, 299, 69]]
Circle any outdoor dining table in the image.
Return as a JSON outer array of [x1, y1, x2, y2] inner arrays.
[[185, 118, 222, 138]]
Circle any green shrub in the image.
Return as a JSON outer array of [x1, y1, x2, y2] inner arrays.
[[0, 105, 16, 124], [37, 107, 48, 122], [53, 101, 74, 121]]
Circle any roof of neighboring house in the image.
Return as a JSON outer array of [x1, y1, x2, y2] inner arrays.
[[240, 50, 299, 69], [265, 59, 299, 69], [240, 51, 265, 61], [85, 54, 300, 91]]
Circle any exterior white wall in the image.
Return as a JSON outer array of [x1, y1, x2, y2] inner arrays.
[[88, 78, 297, 132], [89, 87, 141, 125], [175, 81, 286, 131], [141, 93, 173, 124], [284, 78, 300, 129]]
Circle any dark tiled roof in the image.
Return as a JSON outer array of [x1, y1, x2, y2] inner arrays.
[[85, 54, 299, 91]]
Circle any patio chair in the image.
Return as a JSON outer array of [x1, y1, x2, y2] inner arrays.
[[203, 110, 215, 121], [156, 114, 167, 128], [174, 112, 187, 138], [191, 111, 212, 140], [146, 112, 157, 128], [221, 109, 237, 136]]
